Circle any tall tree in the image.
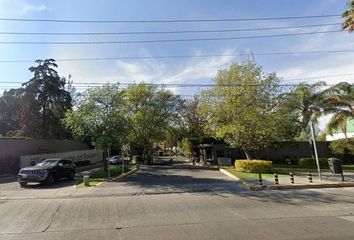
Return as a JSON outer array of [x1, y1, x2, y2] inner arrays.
[[286, 82, 326, 137], [342, 0, 354, 32], [21, 59, 72, 138], [124, 84, 182, 162], [180, 96, 207, 139], [322, 82, 354, 140], [63, 84, 129, 161], [0, 88, 25, 136], [200, 60, 299, 159]]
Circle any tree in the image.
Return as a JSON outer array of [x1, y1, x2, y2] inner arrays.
[[0, 88, 25, 136], [180, 96, 207, 139], [322, 82, 354, 141], [123, 84, 182, 163], [200, 60, 299, 159], [342, 0, 354, 33], [286, 81, 326, 137], [63, 84, 129, 168], [21, 59, 72, 138]]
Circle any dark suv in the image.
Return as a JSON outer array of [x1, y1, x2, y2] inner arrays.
[[18, 159, 76, 187]]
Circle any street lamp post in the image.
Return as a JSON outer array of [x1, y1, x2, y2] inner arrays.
[[310, 122, 322, 181]]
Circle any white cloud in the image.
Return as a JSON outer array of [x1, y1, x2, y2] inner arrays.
[[56, 48, 238, 94], [0, 0, 48, 16]]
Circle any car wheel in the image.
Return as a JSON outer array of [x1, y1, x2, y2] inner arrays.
[[44, 174, 55, 185], [69, 171, 75, 180], [19, 182, 27, 187]]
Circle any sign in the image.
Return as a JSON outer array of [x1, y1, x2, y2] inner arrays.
[[20, 149, 103, 168]]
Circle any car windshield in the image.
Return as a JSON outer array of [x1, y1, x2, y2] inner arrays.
[[36, 160, 59, 167]]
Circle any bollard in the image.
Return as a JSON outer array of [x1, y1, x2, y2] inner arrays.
[[83, 175, 90, 186], [289, 172, 295, 184], [308, 172, 313, 183], [258, 173, 263, 185], [274, 173, 279, 185]]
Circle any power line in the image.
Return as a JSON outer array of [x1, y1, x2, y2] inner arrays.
[[0, 14, 339, 23], [0, 49, 353, 63], [0, 23, 340, 36], [1, 72, 353, 86], [0, 82, 345, 88], [0, 30, 342, 45]]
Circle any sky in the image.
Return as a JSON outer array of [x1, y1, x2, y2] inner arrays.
[[0, 0, 353, 130]]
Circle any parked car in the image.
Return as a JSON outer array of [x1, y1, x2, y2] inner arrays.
[[18, 159, 76, 187], [107, 155, 124, 165]]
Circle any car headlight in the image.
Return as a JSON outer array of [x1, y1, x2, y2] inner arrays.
[[39, 170, 48, 174]]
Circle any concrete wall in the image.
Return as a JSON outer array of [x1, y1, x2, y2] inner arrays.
[[201, 141, 331, 162], [20, 149, 103, 168], [0, 138, 91, 175]]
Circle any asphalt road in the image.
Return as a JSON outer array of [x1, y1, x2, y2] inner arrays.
[[1, 163, 354, 240]]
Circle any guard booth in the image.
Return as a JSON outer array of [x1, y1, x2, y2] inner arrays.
[[328, 158, 344, 181]]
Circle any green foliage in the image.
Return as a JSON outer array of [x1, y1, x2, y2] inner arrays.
[[0, 88, 25, 136], [180, 96, 207, 139], [200, 59, 300, 159], [181, 138, 193, 156], [235, 160, 273, 173], [316, 131, 327, 141], [123, 84, 183, 161], [286, 82, 326, 137], [89, 165, 128, 179], [322, 83, 354, 138], [20, 59, 72, 138], [342, 0, 354, 32], [329, 138, 354, 155], [298, 157, 328, 167], [63, 84, 128, 150]]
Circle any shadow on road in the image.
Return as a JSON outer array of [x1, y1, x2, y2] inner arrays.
[[21, 179, 77, 189], [108, 164, 354, 205], [109, 165, 246, 195]]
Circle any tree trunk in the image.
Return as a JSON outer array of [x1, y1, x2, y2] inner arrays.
[[244, 150, 253, 160], [103, 148, 110, 172]]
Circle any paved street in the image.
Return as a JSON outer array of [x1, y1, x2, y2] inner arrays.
[[1, 163, 354, 240]]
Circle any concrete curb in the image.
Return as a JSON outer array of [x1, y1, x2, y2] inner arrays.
[[75, 166, 138, 188], [268, 182, 354, 190], [219, 168, 266, 191], [107, 167, 138, 182], [219, 168, 354, 191]]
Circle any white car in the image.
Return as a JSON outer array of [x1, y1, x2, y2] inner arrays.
[[107, 156, 123, 165]]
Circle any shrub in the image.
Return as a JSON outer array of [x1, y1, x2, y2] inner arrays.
[[74, 160, 91, 167], [274, 156, 298, 165], [329, 138, 354, 155], [298, 158, 328, 167], [235, 160, 272, 173]]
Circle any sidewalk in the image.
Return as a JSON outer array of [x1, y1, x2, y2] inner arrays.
[[258, 172, 353, 186], [221, 168, 354, 190]]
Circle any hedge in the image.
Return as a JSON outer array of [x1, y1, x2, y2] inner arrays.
[[235, 160, 273, 173], [298, 158, 328, 167]]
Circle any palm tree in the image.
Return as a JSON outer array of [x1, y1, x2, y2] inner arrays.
[[322, 82, 354, 140], [326, 112, 351, 140], [288, 82, 326, 137], [342, 0, 354, 33]]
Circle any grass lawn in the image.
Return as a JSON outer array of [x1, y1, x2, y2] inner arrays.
[[225, 168, 304, 182], [76, 164, 130, 188], [273, 164, 354, 171]]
